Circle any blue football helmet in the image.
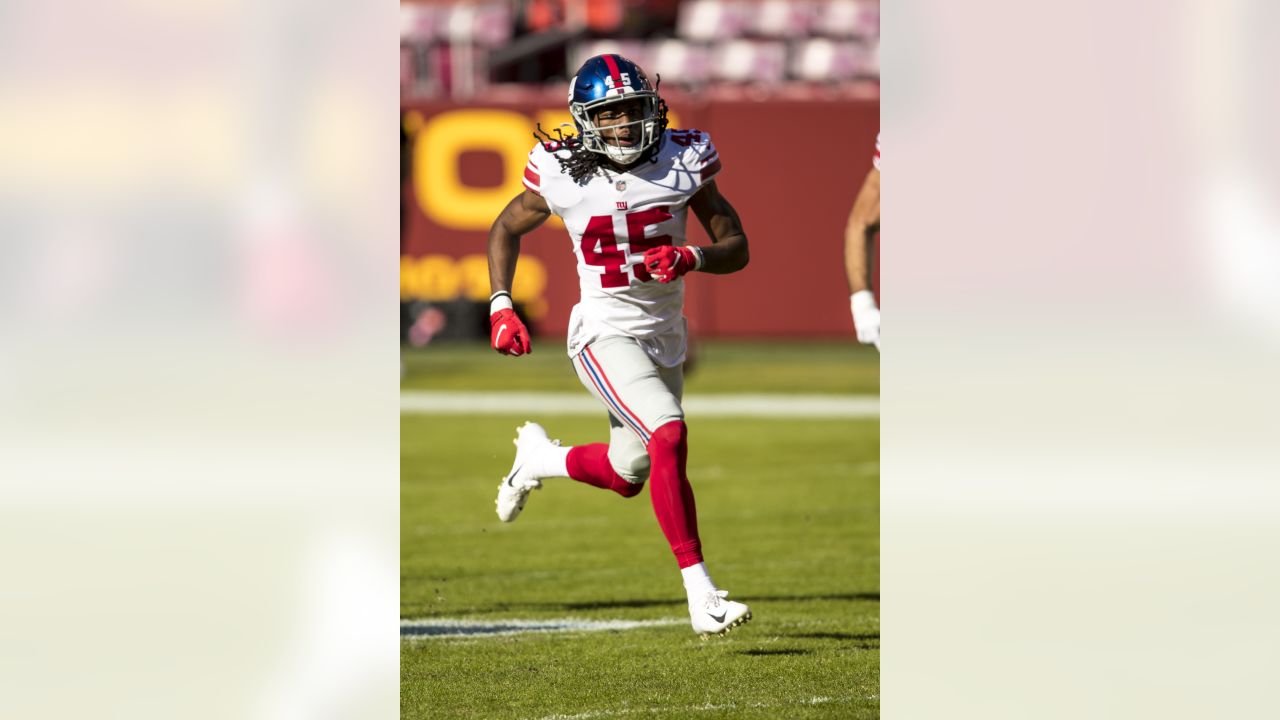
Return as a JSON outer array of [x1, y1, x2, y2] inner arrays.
[[568, 54, 667, 165]]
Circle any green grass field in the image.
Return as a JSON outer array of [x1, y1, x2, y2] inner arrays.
[[401, 340, 880, 395], [402, 341, 879, 719]]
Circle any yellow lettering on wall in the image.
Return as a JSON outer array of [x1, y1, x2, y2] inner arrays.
[[417, 255, 462, 299], [401, 253, 550, 320], [416, 110, 531, 230]]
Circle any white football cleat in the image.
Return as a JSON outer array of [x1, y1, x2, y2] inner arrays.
[[689, 589, 752, 638], [494, 422, 560, 523]]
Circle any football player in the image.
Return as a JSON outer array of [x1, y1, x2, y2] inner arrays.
[[845, 133, 881, 349], [486, 54, 752, 637]]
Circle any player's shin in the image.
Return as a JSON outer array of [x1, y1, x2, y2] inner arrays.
[[645, 420, 703, 568]]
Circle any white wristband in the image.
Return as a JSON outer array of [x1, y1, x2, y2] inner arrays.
[[490, 293, 514, 313], [690, 246, 705, 271], [850, 290, 878, 312]]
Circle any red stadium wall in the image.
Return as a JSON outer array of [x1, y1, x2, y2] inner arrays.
[[401, 91, 879, 338]]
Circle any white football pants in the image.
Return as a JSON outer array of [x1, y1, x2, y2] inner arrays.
[[571, 335, 685, 484]]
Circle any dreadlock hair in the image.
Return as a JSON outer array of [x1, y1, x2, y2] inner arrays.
[[532, 124, 597, 185], [534, 78, 671, 186]]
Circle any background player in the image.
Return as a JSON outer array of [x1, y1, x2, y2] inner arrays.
[[845, 133, 881, 349], [485, 54, 753, 638]]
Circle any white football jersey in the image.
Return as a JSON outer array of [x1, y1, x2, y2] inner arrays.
[[524, 128, 722, 367]]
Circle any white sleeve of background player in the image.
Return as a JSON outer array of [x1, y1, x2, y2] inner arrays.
[[873, 133, 881, 171], [523, 144, 544, 196], [689, 131, 722, 187]]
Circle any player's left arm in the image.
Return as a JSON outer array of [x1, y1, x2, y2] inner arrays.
[[644, 181, 749, 282], [845, 166, 881, 349], [844, 167, 880, 294], [686, 180, 750, 274]]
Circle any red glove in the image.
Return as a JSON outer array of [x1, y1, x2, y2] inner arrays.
[[490, 308, 531, 356], [643, 245, 699, 284]]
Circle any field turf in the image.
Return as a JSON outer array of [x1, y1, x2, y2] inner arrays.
[[401, 340, 880, 395], [402, 341, 879, 719]]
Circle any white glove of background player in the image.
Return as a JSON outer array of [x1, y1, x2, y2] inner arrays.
[[850, 290, 880, 350]]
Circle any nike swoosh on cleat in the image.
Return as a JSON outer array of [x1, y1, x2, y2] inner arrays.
[[708, 611, 726, 623], [504, 464, 523, 487]]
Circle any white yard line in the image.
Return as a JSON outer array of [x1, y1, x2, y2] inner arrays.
[[401, 391, 878, 418], [400, 617, 683, 640], [531, 695, 861, 720]]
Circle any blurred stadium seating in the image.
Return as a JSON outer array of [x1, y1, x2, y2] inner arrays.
[[401, 0, 879, 97]]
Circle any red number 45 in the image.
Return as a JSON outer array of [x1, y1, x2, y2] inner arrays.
[[580, 207, 674, 288]]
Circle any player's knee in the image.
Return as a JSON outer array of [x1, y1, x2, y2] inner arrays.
[[615, 479, 645, 498], [612, 452, 651, 486], [646, 420, 688, 460]]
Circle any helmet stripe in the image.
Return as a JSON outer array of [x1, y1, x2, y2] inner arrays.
[[601, 54, 624, 93]]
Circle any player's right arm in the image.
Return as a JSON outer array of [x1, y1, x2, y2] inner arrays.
[[844, 165, 880, 348], [488, 188, 551, 296], [487, 189, 551, 356]]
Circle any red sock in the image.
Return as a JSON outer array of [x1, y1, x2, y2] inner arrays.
[[646, 421, 703, 568], [566, 444, 643, 498]]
